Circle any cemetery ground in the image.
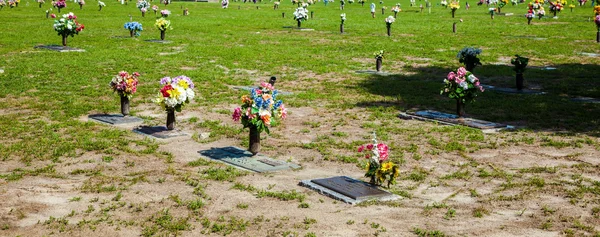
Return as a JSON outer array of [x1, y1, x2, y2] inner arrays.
[[1, 0, 600, 236]]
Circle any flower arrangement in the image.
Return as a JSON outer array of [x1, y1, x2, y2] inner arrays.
[[449, 0, 459, 9], [162, 0, 170, 6], [136, 0, 149, 12], [392, 5, 401, 12], [8, 0, 15, 7], [578, 0, 586, 5], [340, 13, 346, 24], [511, 55, 529, 74], [77, 0, 85, 6], [155, 17, 171, 31], [54, 0, 66, 9], [302, 2, 308, 8], [155, 76, 195, 112], [457, 47, 482, 72], [595, 15, 600, 30], [529, 0, 541, 9], [98, 1, 105, 7], [53, 12, 84, 37], [110, 71, 139, 98], [441, 67, 484, 106], [488, 7, 496, 14], [525, 9, 534, 19], [232, 82, 286, 134], [124, 22, 143, 37], [498, 0, 508, 8], [160, 9, 170, 17], [293, 7, 308, 21], [548, 1, 563, 14], [0, 0, 6, 8], [441, 0, 448, 6], [385, 15, 395, 26], [374, 50, 384, 59], [359, 134, 399, 187], [348, 0, 354, 3], [152, 5, 158, 13], [537, 6, 545, 18]]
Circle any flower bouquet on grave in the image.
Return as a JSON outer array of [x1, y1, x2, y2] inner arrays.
[[381, 5, 386, 14], [302, 2, 308, 8], [359, 134, 399, 187], [568, 3, 574, 12], [595, 6, 600, 15], [7, 0, 15, 7], [53, 12, 84, 46], [358, 0, 364, 6], [53, 0, 65, 11], [293, 7, 308, 28], [160, 9, 170, 17], [391, 5, 401, 17], [0, 0, 5, 9], [124, 21, 143, 37], [98, 1, 105, 10], [109, 71, 140, 116], [340, 13, 346, 33], [488, 7, 497, 18], [511, 55, 528, 90], [441, 67, 484, 117], [595, 15, 600, 42], [441, 0, 448, 7], [449, 0, 459, 17], [529, 0, 541, 10], [151, 5, 158, 14], [77, 0, 84, 9], [374, 50, 384, 71], [137, 0, 150, 17], [578, 0, 586, 5], [162, 0, 170, 6], [548, 1, 563, 17], [511, 0, 517, 5], [525, 9, 534, 24], [38, 0, 44, 8], [457, 47, 482, 72], [307, 0, 315, 5], [155, 17, 171, 40], [536, 6, 545, 19], [273, 1, 279, 9], [232, 82, 286, 155], [154, 76, 195, 130], [384, 15, 394, 36], [497, 0, 507, 12]]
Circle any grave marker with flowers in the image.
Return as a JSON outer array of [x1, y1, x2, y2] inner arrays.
[[53, 0, 65, 12], [384, 15, 394, 36], [537, 6, 545, 19], [109, 71, 140, 116], [441, 67, 484, 117], [293, 7, 308, 28], [232, 82, 286, 155], [511, 55, 529, 90], [358, 134, 399, 187], [548, 1, 563, 18], [137, 0, 149, 17], [525, 8, 534, 24], [374, 50, 384, 72], [124, 21, 143, 37], [52, 12, 84, 46], [340, 13, 346, 33], [449, 0, 459, 17], [154, 76, 195, 130], [391, 5, 400, 18], [595, 15, 600, 42], [155, 17, 171, 40], [77, 0, 84, 9], [497, 0, 507, 13], [160, 9, 170, 17], [457, 47, 482, 73], [0, 0, 5, 9], [98, 1, 105, 10], [38, 0, 44, 8]]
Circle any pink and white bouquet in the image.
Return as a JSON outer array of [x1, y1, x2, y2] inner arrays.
[[359, 134, 399, 187], [110, 71, 140, 98], [232, 82, 286, 134], [595, 15, 600, 30], [441, 67, 484, 104], [160, 9, 170, 17], [136, 0, 149, 12], [537, 7, 545, 17], [154, 76, 195, 112], [548, 1, 563, 13], [0, 0, 6, 8], [391, 5, 401, 13], [151, 4, 158, 13], [525, 9, 534, 19]]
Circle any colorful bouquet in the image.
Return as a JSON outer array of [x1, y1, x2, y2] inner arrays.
[[155, 17, 171, 31], [529, 0, 541, 9], [392, 5, 401, 12], [385, 15, 395, 25], [110, 71, 140, 98], [595, 6, 600, 15], [8, 0, 15, 7], [160, 9, 170, 17], [441, 67, 484, 104], [154, 76, 195, 111], [124, 21, 143, 37], [359, 134, 399, 187], [77, 0, 85, 6], [525, 9, 534, 19], [498, 0, 508, 8], [449, 0, 460, 9], [1, 0, 7, 8], [340, 13, 346, 24], [374, 50, 384, 59], [457, 47, 482, 71], [54, 0, 66, 8], [537, 6, 545, 18], [53, 12, 84, 37], [136, 0, 149, 12], [488, 7, 497, 14], [548, 1, 563, 13], [152, 4, 158, 13], [595, 15, 600, 30], [293, 7, 308, 21], [232, 82, 286, 134], [162, 0, 170, 6]]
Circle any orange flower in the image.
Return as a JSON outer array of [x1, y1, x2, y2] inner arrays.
[[262, 94, 272, 100], [241, 95, 252, 104], [261, 114, 271, 125]]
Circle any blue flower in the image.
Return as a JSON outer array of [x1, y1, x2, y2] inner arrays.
[[254, 97, 263, 108]]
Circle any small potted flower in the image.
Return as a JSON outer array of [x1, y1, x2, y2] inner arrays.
[[109, 71, 140, 116], [77, 0, 84, 9], [525, 8, 534, 24], [548, 1, 562, 18], [52, 12, 85, 46], [163, 0, 170, 6], [124, 21, 143, 37], [440, 67, 484, 117], [232, 82, 286, 155], [457, 46, 482, 73], [511, 55, 528, 90], [160, 9, 170, 17], [449, 0, 459, 17], [273, 1, 279, 9], [293, 7, 308, 28], [537, 6, 545, 19], [154, 17, 171, 40], [54, 0, 65, 12], [358, 134, 399, 187], [98, 0, 105, 10], [384, 15, 394, 36], [151, 5, 158, 14], [595, 15, 600, 42], [136, 0, 150, 17], [391, 5, 401, 18], [374, 50, 384, 72], [38, 0, 44, 8], [488, 7, 496, 19], [154, 76, 195, 130], [340, 13, 346, 33]]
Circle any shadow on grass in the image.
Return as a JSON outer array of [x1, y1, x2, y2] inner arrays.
[[356, 64, 600, 134]]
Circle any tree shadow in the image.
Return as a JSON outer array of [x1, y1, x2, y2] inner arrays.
[[356, 63, 600, 135]]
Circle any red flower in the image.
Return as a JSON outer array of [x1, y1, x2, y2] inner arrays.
[[366, 144, 374, 150], [76, 24, 85, 32], [160, 84, 172, 97]]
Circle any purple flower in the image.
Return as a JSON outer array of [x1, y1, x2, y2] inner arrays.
[[232, 107, 242, 121], [160, 77, 171, 85]]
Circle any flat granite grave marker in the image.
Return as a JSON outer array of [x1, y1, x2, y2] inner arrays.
[[89, 114, 143, 125], [571, 97, 600, 103], [482, 85, 546, 95], [399, 110, 513, 131], [299, 176, 400, 204], [133, 126, 187, 139], [232, 86, 293, 95], [145, 39, 172, 44], [34, 45, 86, 52], [355, 70, 391, 76], [198, 146, 300, 173]]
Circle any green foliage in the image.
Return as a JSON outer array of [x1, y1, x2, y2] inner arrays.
[[511, 54, 529, 73]]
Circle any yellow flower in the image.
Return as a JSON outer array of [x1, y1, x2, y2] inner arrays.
[[365, 162, 370, 172], [169, 88, 181, 98], [177, 80, 189, 89], [380, 162, 394, 172]]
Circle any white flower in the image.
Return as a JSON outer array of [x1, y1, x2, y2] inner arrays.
[[186, 88, 195, 100], [258, 109, 271, 117], [385, 16, 395, 23], [340, 13, 346, 20], [468, 74, 477, 83], [459, 81, 468, 90]]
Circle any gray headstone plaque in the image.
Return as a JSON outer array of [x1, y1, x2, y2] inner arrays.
[[299, 176, 400, 204], [482, 85, 546, 95], [145, 39, 172, 44], [133, 126, 187, 139], [400, 110, 512, 131], [355, 70, 390, 76], [34, 45, 86, 52], [232, 86, 293, 95], [89, 114, 143, 125], [571, 97, 600, 103], [198, 146, 300, 173]]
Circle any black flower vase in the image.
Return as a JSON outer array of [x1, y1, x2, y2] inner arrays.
[[160, 30, 165, 40], [456, 100, 465, 118], [297, 20, 301, 28], [376, 58, 382, 72], [166, 109, 175, 130], [340, 23, 344, 33], [516, 73, 524, 90], [596, 31, 600, 43], [386, 24, 391, 36], [120, 95, 130, 116], [249, 125, 260, 155]]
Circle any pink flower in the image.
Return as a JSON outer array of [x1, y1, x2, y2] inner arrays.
[[474, 81, 480, 86], [279, 104, 287, 119], [377, 143, 389, 161], [132, 72, 140, 77], [232, 107, 241, 122], [366, 144, 374, 150], [457, 67, 467, 77], [479, 86, 485, 92], [246, 107, 256, 119], [118, 71, 128, 78], [447, 71, 456, 81], [358, 145, 365, 152], [50, 13, 56, 18], [260, 82, 274, 91]]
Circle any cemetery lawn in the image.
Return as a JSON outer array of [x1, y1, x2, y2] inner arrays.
[[1, 1, 600, 236]]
